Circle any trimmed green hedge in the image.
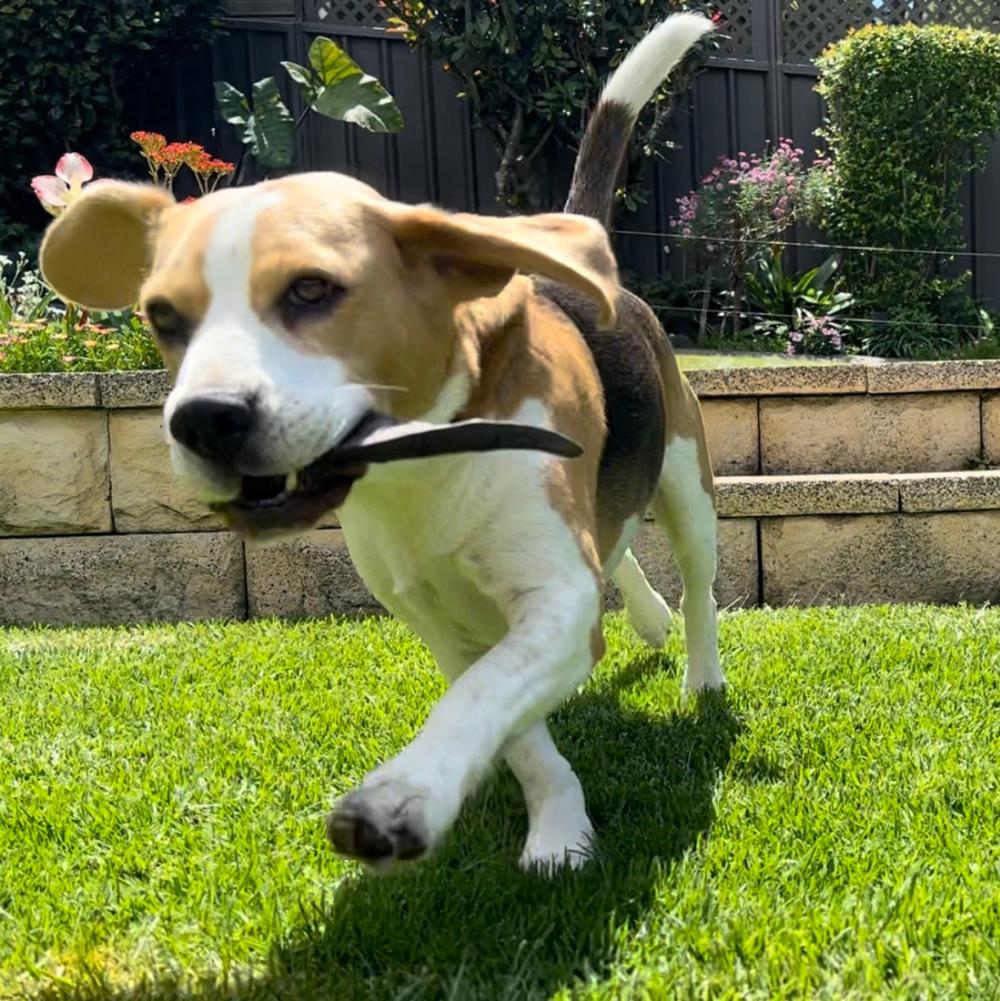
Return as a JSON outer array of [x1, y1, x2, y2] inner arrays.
[[816, 24, 1000, 352]]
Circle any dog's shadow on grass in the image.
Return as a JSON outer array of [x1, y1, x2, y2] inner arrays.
[[45, 654, 739, 1001], [251, 653, 742, 999]]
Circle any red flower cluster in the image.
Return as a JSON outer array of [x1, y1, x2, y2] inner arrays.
[[130, 131, 235, 195], [130, 130, 167, 155]]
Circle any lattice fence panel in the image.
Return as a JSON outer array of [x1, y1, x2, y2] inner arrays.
[[305, 0, 392, 29], [784, 0, 1000, 64], [716, 0, 755, 58]]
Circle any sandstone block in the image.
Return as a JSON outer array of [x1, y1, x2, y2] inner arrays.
[[760, 393, 980, 475], [99, 370, 171, 409], [0, 372, 99, 409], [984, 395, 1000, 466], [246, 529, 381, 618], [606, 517, 759, 610], [866, 359, 1000, 394], [0, 532, 245, 626], [897, 471, 1000, 513], [761, 511, 1000, 606], [110, 410, 224, 532], [687, 362, 866, 398], [701, 398, 758, 476], [0, 410, 111, 535]]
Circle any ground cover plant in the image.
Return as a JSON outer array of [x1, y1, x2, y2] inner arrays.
[[1, 605, 998, 999]]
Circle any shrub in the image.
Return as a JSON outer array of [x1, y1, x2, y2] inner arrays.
[[816, 24, 1000, 351], [744, 251, 853, 356], [381, 1, 718, 211], [0, 1, 227, 257]]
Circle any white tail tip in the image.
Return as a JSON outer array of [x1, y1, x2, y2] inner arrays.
[[601, 12, 715, 117]]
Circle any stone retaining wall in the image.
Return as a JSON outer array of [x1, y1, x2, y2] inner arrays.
[[2, 361, 999, 625]]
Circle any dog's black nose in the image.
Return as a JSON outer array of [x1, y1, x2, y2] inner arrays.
[[169, 394, 256, 462]]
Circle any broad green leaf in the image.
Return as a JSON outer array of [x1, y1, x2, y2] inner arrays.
[[249, 77, 295, 169], [307, 36, 405, 133], [312, 74, 404, 132], [308, 36, 364, 89], [214, 80, 251, 126], [812, 254, 839, 291], [281, 59, 319, 106]]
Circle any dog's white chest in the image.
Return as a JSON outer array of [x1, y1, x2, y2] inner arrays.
[[338, 455, 518, 655]]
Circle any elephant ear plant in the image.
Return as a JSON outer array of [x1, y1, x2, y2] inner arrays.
[[215, 36, 404, 178]]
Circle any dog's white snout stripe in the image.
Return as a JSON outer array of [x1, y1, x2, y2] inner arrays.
[[165, 191, 374, 489]]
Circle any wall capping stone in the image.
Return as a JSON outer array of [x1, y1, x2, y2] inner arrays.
[[0, 372, 100, 409], [4, 358, 1000, 410]]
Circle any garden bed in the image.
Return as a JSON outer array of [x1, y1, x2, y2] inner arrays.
[[2, 359, 1000, 625]]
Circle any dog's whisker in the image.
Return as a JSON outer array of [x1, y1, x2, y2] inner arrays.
[[361, 383, 409, 394]]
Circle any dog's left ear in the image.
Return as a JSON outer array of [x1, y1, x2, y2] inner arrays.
[[370, 204, 619, 329]]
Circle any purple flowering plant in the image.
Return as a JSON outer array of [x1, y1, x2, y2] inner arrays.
[[670, 139, 844, 351]]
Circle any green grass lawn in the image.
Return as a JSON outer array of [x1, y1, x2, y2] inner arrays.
[[2, 606, 999, 1000]]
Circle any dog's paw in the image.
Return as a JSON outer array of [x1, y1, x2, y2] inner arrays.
[[682, 658, 726, 694], [519, 815, 595, 874], [326, 778, 443, 871], [627, 590, 673, 649]]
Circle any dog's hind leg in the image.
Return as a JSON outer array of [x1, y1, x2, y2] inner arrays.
[[504, 720, 593, 872], [612, 548, 673, 648], [650, 433, 725, 693]]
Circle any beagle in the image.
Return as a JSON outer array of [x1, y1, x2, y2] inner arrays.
[[40, 12, 723, 873]]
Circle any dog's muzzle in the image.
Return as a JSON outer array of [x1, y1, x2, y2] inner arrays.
[[170, 393, 584, 539]]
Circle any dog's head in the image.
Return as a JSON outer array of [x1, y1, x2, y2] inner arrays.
[[40, 173, 618, 537]]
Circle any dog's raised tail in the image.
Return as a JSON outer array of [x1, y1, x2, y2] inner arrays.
[[565, 12, 714, 227]]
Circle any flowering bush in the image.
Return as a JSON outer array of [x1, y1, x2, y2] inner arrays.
[[131, 132, 234, 194], [670, 139, 833, 337], [671, 139, 830, 263]]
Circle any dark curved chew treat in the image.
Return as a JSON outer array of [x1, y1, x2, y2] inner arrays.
[[316, 416, 583, 471]]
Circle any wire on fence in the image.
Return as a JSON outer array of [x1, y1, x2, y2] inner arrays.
[[613, 229, 1000, 262], [642, 302, 993, 335]]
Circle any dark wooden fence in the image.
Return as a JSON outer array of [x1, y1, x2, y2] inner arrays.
[[157, 0, 1000, 305]]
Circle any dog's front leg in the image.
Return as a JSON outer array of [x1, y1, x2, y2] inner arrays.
[[326, 578, 602, 871]]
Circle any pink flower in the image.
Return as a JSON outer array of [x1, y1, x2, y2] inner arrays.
[[31, 153, 96, 216]]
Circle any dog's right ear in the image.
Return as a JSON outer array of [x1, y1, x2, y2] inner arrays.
[[40, 182, 175, 310]]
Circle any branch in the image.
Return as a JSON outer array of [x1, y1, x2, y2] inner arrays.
[[494, 103, 525, 205]]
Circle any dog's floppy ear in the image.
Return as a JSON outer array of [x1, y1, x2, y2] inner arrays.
[[39, 181, 175, 310], [370, 203, 620, 329]]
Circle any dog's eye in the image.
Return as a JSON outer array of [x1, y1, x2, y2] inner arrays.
[[282, 276, 344, 310], [144, 299, 189, 345]]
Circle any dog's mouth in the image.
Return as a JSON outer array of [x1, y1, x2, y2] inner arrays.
[[212, 409, 583, 538]]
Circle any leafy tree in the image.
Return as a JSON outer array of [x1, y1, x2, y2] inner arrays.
[[381, 1, 717, 211]]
